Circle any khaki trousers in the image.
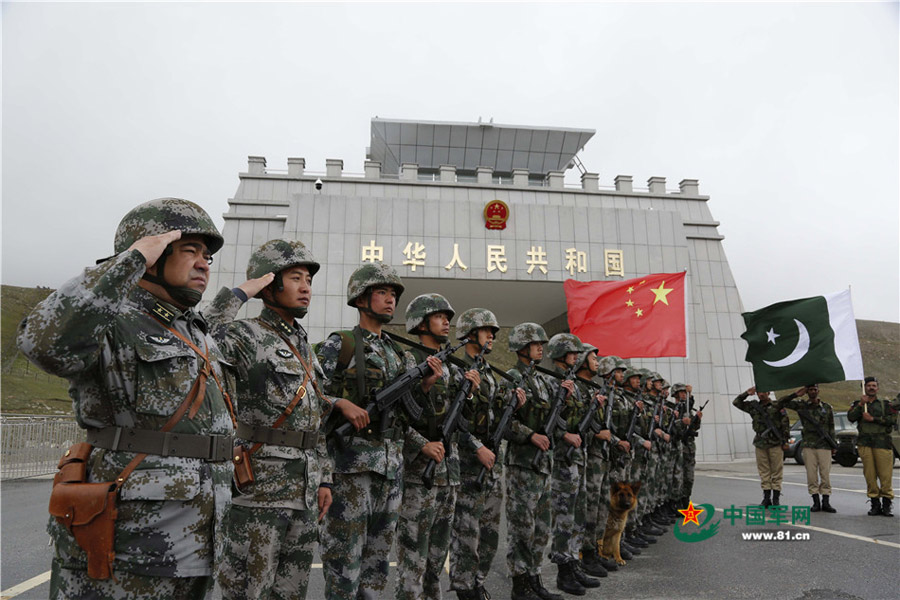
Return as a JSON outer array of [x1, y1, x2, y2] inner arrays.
[[755, 445, 784, 490], [858, 446, 895, 499], [802, 447, 833, 495]]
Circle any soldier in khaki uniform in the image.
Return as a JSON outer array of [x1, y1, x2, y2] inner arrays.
[[732, 387, 790, 507], [776, 384, 837, 513], [848, 377, 898, 517], [18, 198, 234, 599], [208, 239, 367, 599]]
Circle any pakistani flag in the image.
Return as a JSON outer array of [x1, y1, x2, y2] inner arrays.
[[741, 290, 864, 391]]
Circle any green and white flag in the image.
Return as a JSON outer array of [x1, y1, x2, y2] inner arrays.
[[741, 290, 864, 391]]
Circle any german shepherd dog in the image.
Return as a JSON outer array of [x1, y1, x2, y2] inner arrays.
[[599, 482, 641, 566]]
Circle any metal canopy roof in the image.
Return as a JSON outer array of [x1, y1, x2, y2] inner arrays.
[[369, 118, 595, 175]]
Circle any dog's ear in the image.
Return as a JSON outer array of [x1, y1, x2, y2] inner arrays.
[[631, 482, 642, 493]]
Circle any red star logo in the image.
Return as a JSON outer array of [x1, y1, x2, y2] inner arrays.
[[678, 501, 704, 526]]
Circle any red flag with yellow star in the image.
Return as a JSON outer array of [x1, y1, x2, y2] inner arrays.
[[564, 271, 687, 358]]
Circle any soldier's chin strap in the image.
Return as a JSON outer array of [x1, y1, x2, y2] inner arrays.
[[261, 282, 308, 319], [360, 295, 392, 324], [141, 246, 202, 308]]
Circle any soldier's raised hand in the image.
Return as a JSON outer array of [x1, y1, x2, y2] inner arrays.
[[129, 230, 181, 268], [237, 272, 276, 299]]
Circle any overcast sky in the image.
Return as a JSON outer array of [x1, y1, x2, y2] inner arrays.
[[3, 1, 898, 323]]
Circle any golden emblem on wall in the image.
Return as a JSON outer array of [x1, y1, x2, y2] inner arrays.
[[484, 200, 510, 230]]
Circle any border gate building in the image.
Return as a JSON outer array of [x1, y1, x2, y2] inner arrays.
[[207, 117, 755, 461]]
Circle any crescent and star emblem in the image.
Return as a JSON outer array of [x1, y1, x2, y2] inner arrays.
[[762, 318, 810, 368]]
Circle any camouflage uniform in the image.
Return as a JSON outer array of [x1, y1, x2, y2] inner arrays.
[[317, 263, 414, 600], [17, 198, 233, 599], [617, 373, 650, 534], [396, 294, 462, 600], [207, 239, 335, 600], [680, 393, 702, 503], [505, 323, 556, 580], [448, 308, 513, 596]]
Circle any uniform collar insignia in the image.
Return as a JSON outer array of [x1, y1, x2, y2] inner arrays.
[[151, 301, 178, 325], [261, 308, 297, 338]]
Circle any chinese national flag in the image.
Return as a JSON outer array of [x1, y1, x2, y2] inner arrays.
[[564, 271, 687, 358]]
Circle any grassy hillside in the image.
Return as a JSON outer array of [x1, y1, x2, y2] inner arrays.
[[3, 284, 897, 416]]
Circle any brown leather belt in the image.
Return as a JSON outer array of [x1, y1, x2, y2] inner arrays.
[[87, 427, 234, 462]]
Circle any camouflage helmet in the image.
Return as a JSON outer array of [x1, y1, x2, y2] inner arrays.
[[406, 293, 455, 334], [548, 333, 584, 361], [652, 372, 664, 383], [509, 322, 549, 352], [597, 355, 618, 376], [661, 379, 671, 389], [114, 197, 223, 254], [576, 343, 599, 370], [614, 356, 630, 371], [346, 263, 404, 307], [246, 239, 320, 280], [455, 308, 499, 340], [623, 367, 643, 382], [672, 383, 687, 394]]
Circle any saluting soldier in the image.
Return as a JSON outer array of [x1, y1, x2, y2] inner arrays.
[[316, 264, 441, 600], [776, 384, 837, 513], [18, 198, 234, 598], [448, 308, 525, 600], [545, 334, 601, 596], [206, 239, 366, 599], [848, 377, 898, 517], [732, 386, 790, 508], [396, 294, 478, 600], [505, 323, 562, 600]]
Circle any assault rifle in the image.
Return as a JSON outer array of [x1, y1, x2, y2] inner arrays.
[[530, 363, 578, 471], [680, 399, 709, 441], [421, 342, 489, 489], [565, 382, 609, 465], [665, 400, 684, 436], [746, 401, 785, 445], [475, 362, 529, 489], [616, 399, 643, 468], [332, 339, 469, 448], [797, 408, 838, 450]]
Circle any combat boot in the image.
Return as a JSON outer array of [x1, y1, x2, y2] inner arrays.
[[811, 494, 821, 512], [821, 495, 836, 513], [476, 585, 492, 600], [529, 573, 563, 600], [511, 574, 540, 600], [618, 542, 634, 560], [571, 561, 601, 588], [456, 588, 478, 600], [580, 551, 609, 577], [555, 562, 585, 596], [761, 490, 772, 507], [867, 497, 882, 516], [625, 532, 648, 548], [598, 555, 619, 572], [881, 498, 894, 517], [772, 490, 781, 506]]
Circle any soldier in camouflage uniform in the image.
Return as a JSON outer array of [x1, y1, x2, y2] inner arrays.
[[679, 384, 703, 508], [206, 239, 367, 599], [732, 386, 790, 508], [581, 356, 623, 574], [667, 384, 688, 511], [17, 198, 234, 599], [448, 309, 526, 600], [505, 323, 563, 600], [615, 368, 653, 551], [775, 385, 837, 513], [848, 377, 899, 517], [544, 334, 600, 595], [396, 294, 480, 600], [640, 372, 670, 537], [316, 263, 438, 600]]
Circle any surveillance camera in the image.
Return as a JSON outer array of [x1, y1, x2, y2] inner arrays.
[[315, 178, 323, 191]]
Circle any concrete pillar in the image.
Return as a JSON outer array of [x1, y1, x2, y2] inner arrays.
[[614, 175, 633, 192], [547, 171, 564, 189], [248, 156, 266, 175], [476, 166, 493, 184], [440, 165, 457, 183], [512, 168, 529, 187], [401, 163, 418, 181], [287, 157, 305, 177], [326, 159, 344, 178], [679, 178, 700, 196], [364, 160, 381, 179], [648, 176, 667, 194], [581, 172, 599, 192]]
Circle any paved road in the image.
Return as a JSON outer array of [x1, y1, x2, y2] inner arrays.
[[3, 461, 898, 599]]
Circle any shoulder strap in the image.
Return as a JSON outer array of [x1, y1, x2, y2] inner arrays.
[[353, 326, 366, 402], [337, 330, 355, 371]]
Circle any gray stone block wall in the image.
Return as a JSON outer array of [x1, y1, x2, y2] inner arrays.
[[206, 162, 753, 462]]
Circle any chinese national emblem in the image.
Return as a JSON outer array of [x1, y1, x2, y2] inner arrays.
[[484, 200, 510, 230]]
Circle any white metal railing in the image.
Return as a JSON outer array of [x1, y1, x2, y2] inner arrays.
[[1, 415, 83, 480]]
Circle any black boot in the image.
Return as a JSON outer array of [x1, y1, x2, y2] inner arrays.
[[881, 498, 894, 517], [618, 542, 634, 560], [821, 495, 836, 513], [571, 560, 601, 588], [772, 490, 781, 506], [580, 551, 608, 578], [762, 489, 772, 507], [455, 587, 478, 600], [529, 573, 563, 600], [555, 562, 586, 596], [476, 585, 492, 600], [867, 497, 882, 516], [625, 532, 648, 548], [811, 494, 821, 512], [511, 574, 541, 600], [597, 555, 619, 572]]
